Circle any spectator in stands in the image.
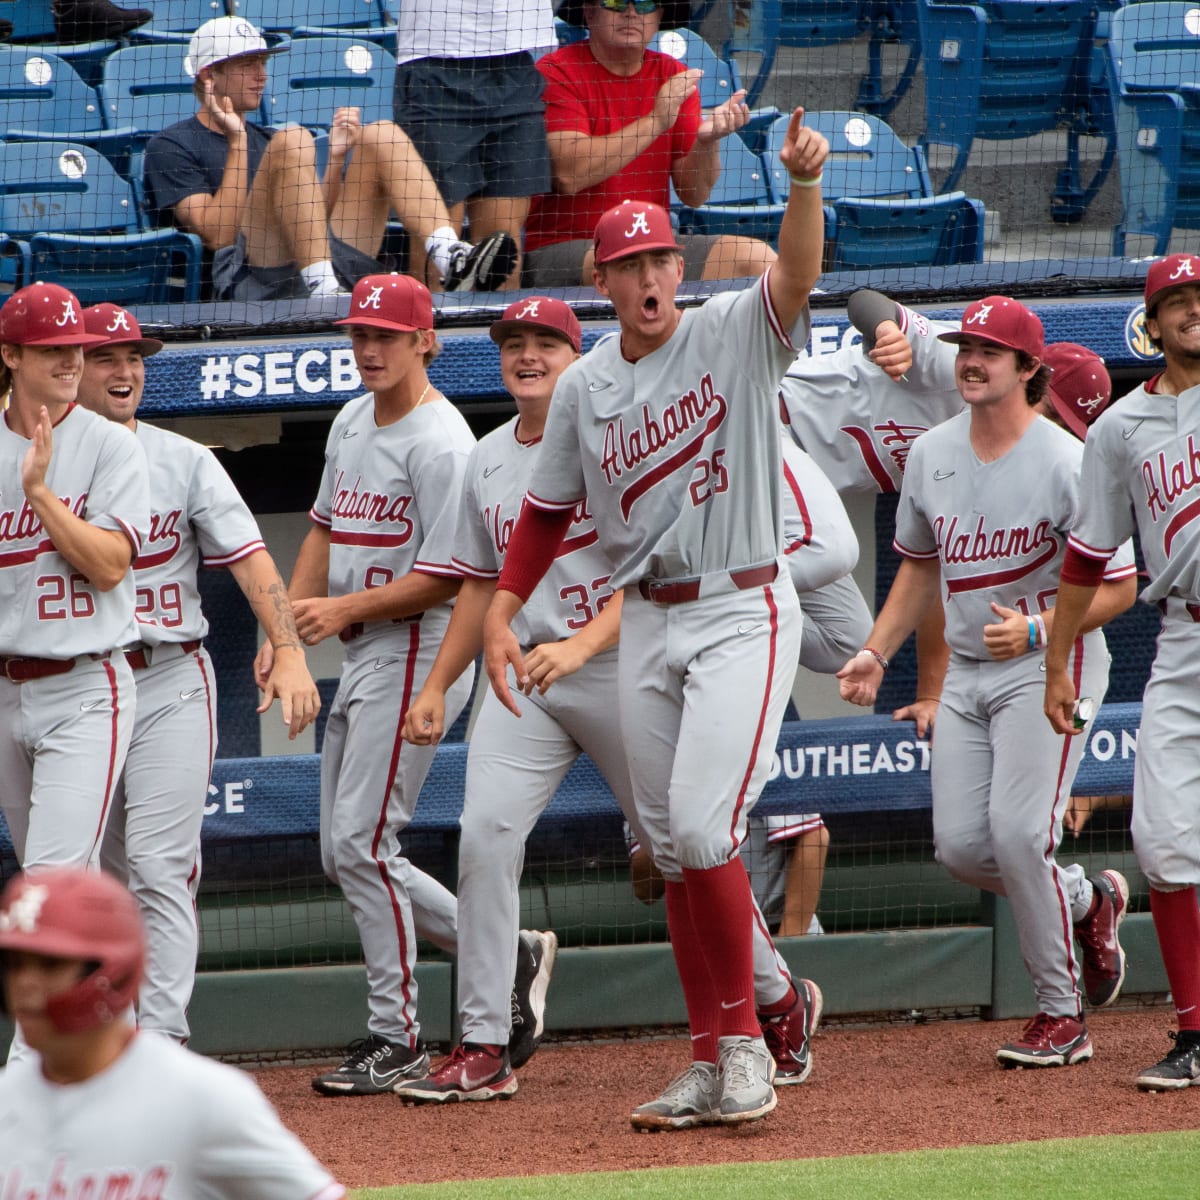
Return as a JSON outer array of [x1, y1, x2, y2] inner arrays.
[[392, 0, 556, 289], [52, 0, 151, 43], [143, 17, 517, 301], [523, 0, 776, 286]]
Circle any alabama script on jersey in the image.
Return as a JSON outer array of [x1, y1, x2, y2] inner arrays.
[[1068, 379, 1200, 605], [0, 1033, 344, 1200], [780, 305, 962, 494], [0, 404, 148, 658], [131, 422, 265, 645], [528, 272, 808, 587], [895, 412, 1136, 658], [310, 393, 475, 646], [451, 414, 615, 647]]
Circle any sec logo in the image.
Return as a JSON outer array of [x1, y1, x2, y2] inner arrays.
[[1125, 303, 1163, 362]]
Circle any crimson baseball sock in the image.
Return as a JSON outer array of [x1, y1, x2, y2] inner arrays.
[[664, 880, 721, 1064], [681, 859, 760, 1040], [1149, 886, 1200, 1031]]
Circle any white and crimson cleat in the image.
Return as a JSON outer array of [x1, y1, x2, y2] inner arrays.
[[759, 977, 823, 1084], [996, 1013, 1093, 1068], [394, 1042, 518, 1104], [1075, 869, 1129, 1008]]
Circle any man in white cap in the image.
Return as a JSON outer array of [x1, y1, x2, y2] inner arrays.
[[144, 17, 517, 300]]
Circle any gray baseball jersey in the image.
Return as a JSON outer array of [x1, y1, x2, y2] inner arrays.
[[101, 421, 266, 1042], [314, 392, 475, 1043], [895, 413, 1136, 658], [129, 422, 265, 643], [781, 435, 859, 594], [0, 404, 148, 657], [530, 274, 808, 585], [894, 409, 1133, 1016], [780, 305, 962, 494], [452, 415, 614, 646], [1067, 377, 1200, 891], [0, 1032, 343, 1198]]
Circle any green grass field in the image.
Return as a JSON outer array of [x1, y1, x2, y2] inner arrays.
[[353, 1131, 1199, 1200]]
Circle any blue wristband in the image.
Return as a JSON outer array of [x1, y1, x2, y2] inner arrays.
[[1027, 618, 1037, 651]]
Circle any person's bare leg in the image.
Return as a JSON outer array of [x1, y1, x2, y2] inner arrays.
[[701, 235, 777, 281], [241, 125, 330, 269], [776, 825, 829, 937], [464, 195, 529, 291]]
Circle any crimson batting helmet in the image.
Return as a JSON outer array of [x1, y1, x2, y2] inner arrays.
[[0, 867, 145, 1034]]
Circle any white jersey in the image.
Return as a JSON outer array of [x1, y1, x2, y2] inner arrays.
[[131, 422, 265, 645], [0, 404, 148, 657], [780, 305, 962, 494], [395, 0, 554, 61], [452, 415, 615, 646], [310, 394, 475, 650], [0, 1032, 343, 1199], [1068, 377, 1200, 604], [895, 412, 1137, 658], [781, 436, 859, 594], [530, 273, 807, 586]]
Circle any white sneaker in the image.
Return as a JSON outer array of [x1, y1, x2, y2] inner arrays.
[[629, 1061, 719, 1132], [716, 1035, 777, 1124]]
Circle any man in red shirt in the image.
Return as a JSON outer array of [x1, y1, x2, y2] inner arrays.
[[524, 0, 776, 286]]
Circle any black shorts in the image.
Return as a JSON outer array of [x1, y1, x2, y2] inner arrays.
[[211, 233, 381, 301], [393, 53, 551, 206]]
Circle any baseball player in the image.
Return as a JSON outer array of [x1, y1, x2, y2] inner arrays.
[[0, 865, 344, 1198], [1044, 253, 1200, 1090], [73, 302, 320, 1044], [273, 273, 477, 1096], [0, 283, 148, 885], [838, 296, 1137, 1067], [481, 107, 829, 1130]]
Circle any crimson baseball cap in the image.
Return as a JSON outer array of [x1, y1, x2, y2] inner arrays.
[[1042, 342, 1112, 439], [489, 296, 582, 354], [335, 274, 434, 332], [593, 200, 682, 265], [0, 283, 107, 348], [937, 295, 1045, 358], [81, 303, 164, 357], [1144, 253, 1200, 317]]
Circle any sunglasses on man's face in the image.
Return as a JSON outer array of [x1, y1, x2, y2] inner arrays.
[[597, 0, 660, 14]]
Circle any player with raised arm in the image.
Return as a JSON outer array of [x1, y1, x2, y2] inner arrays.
[[0, 283, 148, 890], [75, 301, 320, 1044], [0, 865, 344, 1198], [1044, 254, 1200, 1090], [838, 297, 1137, 1066], [481, 108, 828, 1131]]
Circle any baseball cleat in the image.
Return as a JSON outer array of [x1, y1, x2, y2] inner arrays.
[[1075, 869, 1129, 1008], [715, 1035, 777, 1124], [311, 1035, 429, 1096], [509, 928, 558, 1069], [630, 1061, 720, 1131], [759, 977, 823, 1084], [1135, 1030, 1200, 1091], [442, 231, 518, 293], [395, 1042, 518, 1104], [995, 1013, 1093, 1068]]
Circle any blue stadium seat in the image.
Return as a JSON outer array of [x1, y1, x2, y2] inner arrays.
[[915, 0, 1114, 220], [0, 140, 203, 303], [1, 0, 119, 89], [674, 132, 786, 244], [650, 26, 745, 111], [230, 0, 397, 53], [129, 0, 230, 44], [767, 110, 985, 269], [262, 35, 396, 132], [0, 46, 137, 174], [1106, 0, 1200, 254]]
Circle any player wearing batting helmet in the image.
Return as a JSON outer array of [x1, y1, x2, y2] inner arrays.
[[1046, 252, 1200, 1091], [840, 295, 1137, 1068], [0, 865, 345, 1196]]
